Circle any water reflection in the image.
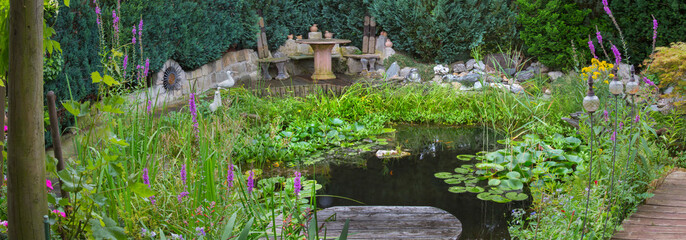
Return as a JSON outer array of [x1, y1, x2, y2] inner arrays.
[[314, 124, 529, 239]]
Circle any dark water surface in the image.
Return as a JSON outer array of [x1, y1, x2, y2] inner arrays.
[[313, 124, 529, 240]]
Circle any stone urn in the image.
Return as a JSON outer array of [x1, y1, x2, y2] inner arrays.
[[324, 31, 334, 39], [385, 39, 393, 48], [310, 24, 318, 32], [296, 35, 303, 40], [287, 34, 294, 40]]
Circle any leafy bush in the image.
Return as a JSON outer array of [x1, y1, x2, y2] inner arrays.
[[645, 42, 686, 112], [516, 0, 597, 69], [370, 0, 517, 63], [609, 0, 686, 66]]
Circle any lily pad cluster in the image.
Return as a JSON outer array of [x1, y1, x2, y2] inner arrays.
[[436, 134, 586, 203]]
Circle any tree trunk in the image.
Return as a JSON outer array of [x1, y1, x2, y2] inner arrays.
[[0, 86, 5, 189], [8, 0, 47, 239]]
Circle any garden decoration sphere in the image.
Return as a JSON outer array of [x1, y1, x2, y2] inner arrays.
[[626, 66, 639, 95], [583, 75, 600, 113], [609, 78, 624, 95]]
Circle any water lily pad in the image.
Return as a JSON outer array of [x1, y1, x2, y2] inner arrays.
[[467, 186, 485, 193], [490, 195, 512, 203], [444, 179, 462, 184], [456, 154, 475, 161], [505, 192, 529, 201], [488, 179, 501, 186], [435, 172, 453, 179], [448, 186, 466, 193], [488, 189, 504, 194], [477, 192, 492, 201], [454, 167, 470, 174], [506, 172, 521, 179]]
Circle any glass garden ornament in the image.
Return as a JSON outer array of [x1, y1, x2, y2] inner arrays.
[[583, 75, 600, 113], [608, 68, 624, 96], [625, 65, 639, 95]]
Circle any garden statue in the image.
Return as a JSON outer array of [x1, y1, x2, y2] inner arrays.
[[209, 88, 222, 112], [217, 70, 236, 89], [287, 34, 294, 40], [385, 39, 393, 48], [407, 68, 421, 83]]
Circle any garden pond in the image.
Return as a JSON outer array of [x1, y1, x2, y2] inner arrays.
[[309, 124, 531, 239]]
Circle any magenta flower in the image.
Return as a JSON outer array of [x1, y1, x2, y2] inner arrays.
[[189, 93, 199, 137], [643, 77, 655, 86], [52, 209, 66, 218], [0, 221, 7, 227], [143, 168, 150, 186], [611, 44, 621, 65], [180, 164, 187, 185], [247, 170, 254, 194], [46, 179, 53, 190], [3, 126, 6, 132], [611, 131, 616, 142], [132, 26, 137, 44], [588, 39, 597, 59], [143, 58, 150, 77], [227, 164, 234, 188], [596, 31, 603, 45], [139, 19, 144, 39], [177, 191, 189, 203], [294, 171, 302, 196], [195, 227, 206, 236], [603, 110, 609, 122], [619, 121, 624, 130], [95, 6, 101, 25], [112, 10, 119, 35], [634, 114, 640, 123], [602, 0, 608, 6]]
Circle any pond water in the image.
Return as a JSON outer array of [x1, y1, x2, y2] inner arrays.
[[313, 124, 530, 240]]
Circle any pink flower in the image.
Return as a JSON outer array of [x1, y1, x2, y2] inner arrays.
[[52, 209, 66, 218], [247, 170, 254, 194], [132, 26, 137, 44], [634, 114, 640, 123], [3, 126, 6, 132], [611, 131, 616, 142], [294, 171, 302, 196], [653, 16, 658, 41], [139, 19, 144, 39], [611, 44, 621, 65], [46, 179, 53, 190], [588, 39, 597, 59], [0, 220, 6, 227], [596, 30, 603, 45]]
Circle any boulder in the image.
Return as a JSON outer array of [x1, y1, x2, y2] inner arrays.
[[454, 73, 479, 87], [399, 67, 413, 78], [510, 83, 524, 94], [485, 52, 522, 70], [526, 62, 549, 74], [384, 47, 396, 59], [453, 63, 468, 73], [474, 61, 486, 71], [386, 62, 400, 78], [434, 64, 449, 75], [516, 70, 535, 82], [340, 46, 361, 56], [346, 58, 363, 75], [465, 59, 476, 71], [504, 68, 517, 76], [548, 71, 564, 80]]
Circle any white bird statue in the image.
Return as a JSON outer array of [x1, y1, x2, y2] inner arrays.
[[217, 70, 236, 89], [209, 88, 222, 112]]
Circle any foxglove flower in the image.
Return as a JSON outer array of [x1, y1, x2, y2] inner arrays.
[[294, 171, 302, 196], [247, 170, 254, 194], [611, 44, 621, 65]]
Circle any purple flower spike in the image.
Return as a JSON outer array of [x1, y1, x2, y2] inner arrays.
[[195, 227, 206, 236], [653, 17, 658, 41], [147, 100, 152, 114], [139, 19, 144, 39], [177, 191, 189, 203], [144, 58, 150, 77], [588, 39, 597, 59], [611, 131, 616, 142], [227, 164, 234, 188], [143, 168, 150, 186], [643, 77, 655, 86], [634, 114, 640, 123], [294, 171, 302, 196], [189, 93, 199, 137], [604, 6, 612, 16], [132, 26, 137, 44], [603, 110, 609, 122], [602, 0, 608, 6], [181, 164, 187, 185], [596, 31, 603, 45], [247, 170, 254, 194], [619, 121, 624, 130], [123, 55, 128, 74], [611, 44, 621, 65]]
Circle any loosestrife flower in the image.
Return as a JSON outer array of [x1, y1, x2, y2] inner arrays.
[[143, 168, 150, 186], [171, 233, 183, 240], [177, 191, 189, 203], [611, 44, 621, 65], [195, 227, 206, 236], [46, 179, 53, 190], [603, 110, 609, 122], [227, 164, 234, 188], [635, 114, 640, 123], [294, 171, 302, 196], [596, 31, 603, 45], [588, 38, 597, 59], [139, 19, 143, 39], [147, 100, 152, 114], [619, 122, 624, 130], [181, 164, 187, 185], [144, 58, 150, 77], [653, 16, 658, 41], [112, 10, 120, 38], [643, 77, 655, 86], [123, 55, 128, 73], [95, 6, 102, 25], [189, 93, 199, 137], [247, 170, 254, 194], [132, 26, 137, 44], [602, 0, 612, 16], [611, 131, 616, 142]]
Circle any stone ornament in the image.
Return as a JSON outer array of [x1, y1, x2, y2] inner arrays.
[[385, 39, 393, 48], [310, 24, 318, 32], [325, 31, 334, 39]]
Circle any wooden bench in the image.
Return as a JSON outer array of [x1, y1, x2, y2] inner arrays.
[[256, 17, 290, 80]]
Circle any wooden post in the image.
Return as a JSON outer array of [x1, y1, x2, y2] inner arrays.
[[0, 86, 5, 188], [362, 16, 370, 54], [47, 91, 68, 200], [8, 0, 48, 238], [369, 17, 377, 54], [259, 17, 269, 58]]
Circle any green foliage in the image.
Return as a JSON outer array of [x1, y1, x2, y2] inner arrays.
[[645, 42, 686, 112], [609, 0, 686, 66], [120, 0, 257, 72], [370, 0, 517, 63], [516, 0, 596, 69]]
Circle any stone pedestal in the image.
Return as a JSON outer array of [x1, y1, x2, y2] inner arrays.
[[275, 60, 289, 80], [308, 32, 322, 39], [261, 63, 272, 80]]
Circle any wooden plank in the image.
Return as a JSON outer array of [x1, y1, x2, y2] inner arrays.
[[368, 17, 376, 54], [631, 211, 686, 220], [622, 217, 686, 227], [320, 229, 460, 240], [617, 224, 686, 234], [260, 17, 269, 59], [645, 198, 686, 207], [637, 205, 686, 214], [614, 231, 686, 240]]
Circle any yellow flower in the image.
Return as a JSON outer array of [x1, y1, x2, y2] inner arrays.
[[604, 80, 609, 84], [593, 72, 600, 76], [608, 64, 614, 69], [592, 75, 598, 80], [592, 58, 599, 64], [609, 74, 615, 78]]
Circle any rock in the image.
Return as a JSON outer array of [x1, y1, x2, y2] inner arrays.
[[406, 69, 421, 83], [459, 81, 482, 91], [399, 67, 412, 78], [451, 82, 462, 89], [453, 63, 468, 73], [384, 47, 396, 59], [510, 83, 524, 94], [346, 58, 363, 75], [664, 86, 674, 95], [485, 53, 523, 70], [489, 82, 510, 91], [526, 62, 549, 74], [504, 68, 517, 76], [376, 36, 387, 54], [465, 59, 476, 71], [473, 81, 483, 90], [298, 44, 313, 55], [474, 61, 486, 71], [432, 75, 443, 83], [308, 31, 322, 39], [387, 62, 400, 78], [561, 117, 580, 129], [618, 63, 632, 81], [433, 64, 449, 75], [454, 73, 479, 87], [516, 70, 535, 82], [545, 89, 552, 95], [548, 71, 564, 80], [341, 46, 361, 56], [484, 74, 499, 83], [277, 39, 298, 56]]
